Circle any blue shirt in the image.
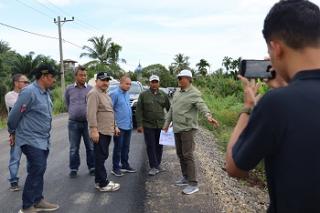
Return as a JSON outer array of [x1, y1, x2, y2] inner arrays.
[[110, 87, 132, 130], [7, 81, 53, 150]]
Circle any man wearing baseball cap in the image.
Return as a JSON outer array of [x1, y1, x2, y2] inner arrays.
[[163, 69, 219, 195], [87, 72, 120, 192], [7, 64, 59, 212], [136, 75, 170, 176]]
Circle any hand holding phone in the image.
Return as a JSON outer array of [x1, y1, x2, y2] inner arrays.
[[239, 59, 275, 79]]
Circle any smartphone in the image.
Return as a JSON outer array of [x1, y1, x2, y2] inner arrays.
[[239, 59, 275, 79]]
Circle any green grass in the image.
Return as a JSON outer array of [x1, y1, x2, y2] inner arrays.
[[51, 86, 66, 115], [0, 117, 7, 129]]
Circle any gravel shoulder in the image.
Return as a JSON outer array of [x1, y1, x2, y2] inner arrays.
[[145, 127, 268, 213]]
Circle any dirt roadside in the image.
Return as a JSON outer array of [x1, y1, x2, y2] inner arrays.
[[144, 127, 268, 213]]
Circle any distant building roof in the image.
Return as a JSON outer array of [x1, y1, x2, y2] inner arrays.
[[63, 59, 78, 63]]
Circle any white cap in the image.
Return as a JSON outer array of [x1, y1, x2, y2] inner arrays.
[[149, 75, 160, 81], [177, 69, 192, 78]]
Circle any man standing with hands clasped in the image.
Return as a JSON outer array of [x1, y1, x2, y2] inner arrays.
[[87, 72, 120, 192], [136, 75, 170, 176], [163, 69, 219, 195], [7, 65, 59, 213]]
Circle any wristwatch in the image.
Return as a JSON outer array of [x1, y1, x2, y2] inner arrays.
[[239, 107, 252, 115]]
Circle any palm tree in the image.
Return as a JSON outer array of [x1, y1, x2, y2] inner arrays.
[[196, 59, 210, 76], [170, 53, 190, 74], [11, 52, 57, 78], [0, 40, 11, 54], [80, 35, 125, 67]]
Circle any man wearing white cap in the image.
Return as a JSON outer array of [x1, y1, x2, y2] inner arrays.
[[136, 75, 170, 176], [163, 69, 219, 195]]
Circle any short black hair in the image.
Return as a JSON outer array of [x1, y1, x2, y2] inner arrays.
[[74, 65, 86, 76], [33, 64, 57, 80], [263, 0, 320, 49]]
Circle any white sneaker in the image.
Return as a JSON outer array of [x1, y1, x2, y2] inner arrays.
[[97, 181, 120, 192], [148, 168, 160, 176], [182, 185, 199, 195]]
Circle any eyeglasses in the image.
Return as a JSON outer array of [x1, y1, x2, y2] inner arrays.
[[18, 81, 30, 84]]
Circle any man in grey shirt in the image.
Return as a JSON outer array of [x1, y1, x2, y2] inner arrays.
[[65, 66, 94, 178]]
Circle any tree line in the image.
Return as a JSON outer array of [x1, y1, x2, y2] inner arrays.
[[0, 35, 241, 116]]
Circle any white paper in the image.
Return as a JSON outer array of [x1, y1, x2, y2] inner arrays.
[[159, 127, 175, 147]]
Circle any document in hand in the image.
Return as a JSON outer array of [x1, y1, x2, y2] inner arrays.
[[159, 127, 175, 147]]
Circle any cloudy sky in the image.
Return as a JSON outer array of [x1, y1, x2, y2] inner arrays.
[[1, 0, 320, 72]]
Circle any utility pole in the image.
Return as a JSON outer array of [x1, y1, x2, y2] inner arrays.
[[54, 16, 74, 99]]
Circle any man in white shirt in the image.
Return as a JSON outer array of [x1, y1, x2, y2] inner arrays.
[[4, 74, 29, 191]]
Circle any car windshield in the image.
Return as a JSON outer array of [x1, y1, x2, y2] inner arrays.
[[129, 83, 142, 94]]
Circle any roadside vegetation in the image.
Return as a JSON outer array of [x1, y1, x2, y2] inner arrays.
[[0, 36, 265, 182]]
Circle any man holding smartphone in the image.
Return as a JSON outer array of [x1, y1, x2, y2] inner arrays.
[[226, 0, 320, 212]]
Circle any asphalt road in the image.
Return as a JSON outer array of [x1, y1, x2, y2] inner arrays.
[[0, 114, 148, 213]]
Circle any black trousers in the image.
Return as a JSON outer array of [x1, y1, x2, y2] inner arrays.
[[94, 133, 111, 187], [143, 127, 163, 169]]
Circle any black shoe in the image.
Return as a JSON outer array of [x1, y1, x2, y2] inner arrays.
[[9, 182, 20, 192], [111, 170, 124, 177], [89, 169, 95, 176], [120, 166, 137, 173], [69, 171, 77, 178]]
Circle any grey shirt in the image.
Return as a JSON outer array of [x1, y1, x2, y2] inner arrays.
[[65, 82, 92, 121]]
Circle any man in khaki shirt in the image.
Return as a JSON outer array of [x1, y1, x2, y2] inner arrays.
[[163, 69, 219, 195], [87, 72, 120, 192]]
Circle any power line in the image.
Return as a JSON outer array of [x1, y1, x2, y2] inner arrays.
[[0, 21, 83, 49], [15, 0, 52, 20], [43, 0, 105, 35]]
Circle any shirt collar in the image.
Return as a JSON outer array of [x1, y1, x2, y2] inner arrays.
[[180, 85, 192, 92], [34, 81, 48, 94], [74, 82, 88, 88], [117, 87, 127, 94], [291, 69, 320, 83]]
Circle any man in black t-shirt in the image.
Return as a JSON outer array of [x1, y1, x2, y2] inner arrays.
[[226, 1, 320, 212]]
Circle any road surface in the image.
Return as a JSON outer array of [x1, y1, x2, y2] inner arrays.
[[0, 114, 148, 213]]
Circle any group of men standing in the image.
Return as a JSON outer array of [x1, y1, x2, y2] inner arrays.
[[5, 63, 217, 212]]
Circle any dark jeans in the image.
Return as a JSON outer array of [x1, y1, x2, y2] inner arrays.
[[94, 133, 111, 187], [143, 127, 163, 169], [174, 130, 197, 186], [68, 120, 95, 171], [112, 129, 132, 171], [21, 145, 49, 209]]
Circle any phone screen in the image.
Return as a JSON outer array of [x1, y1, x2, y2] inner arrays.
[[240, 60, 273, 79]]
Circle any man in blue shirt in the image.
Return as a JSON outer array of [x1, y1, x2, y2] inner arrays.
[[7, 65, 59, 213], [110, 75, 136, 176], [226, 1, 320, 212], [65, 66, 94, 178]]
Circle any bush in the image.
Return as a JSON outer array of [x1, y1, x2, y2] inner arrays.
[[51, 87, 66, 115]]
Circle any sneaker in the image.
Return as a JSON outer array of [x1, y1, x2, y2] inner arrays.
[[182, 185, 199, 195], [89, 168, 95, 176], [34, 199, 59, 211], [120, 166, 137, 173], [94, 183, 100, 189], [69, 171, 77, 178], [148, 168, 160, 176], [18, 206, 37, 213], [9, 182, 20, 192], [111, 170, 124, 177], [175, 177, 188, 186], [156, 166, 166, 172], [97, 181, 120, 192]]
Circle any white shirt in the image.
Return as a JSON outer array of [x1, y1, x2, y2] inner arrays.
[[4, 90, 19, 113]]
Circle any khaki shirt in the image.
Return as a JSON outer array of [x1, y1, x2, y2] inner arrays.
[[164, 85, 211, 133], [87, 87, 115, 136]]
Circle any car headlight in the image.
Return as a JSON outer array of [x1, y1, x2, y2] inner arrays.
[[131, 99, 138, 107]]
